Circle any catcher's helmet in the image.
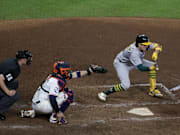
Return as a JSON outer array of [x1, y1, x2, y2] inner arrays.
[[16, 50, 32, 65], [53, 61, 71, 79], [136, 34, 152, 46]]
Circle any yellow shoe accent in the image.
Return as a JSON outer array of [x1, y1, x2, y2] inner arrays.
[[149, 89, 163, 97]]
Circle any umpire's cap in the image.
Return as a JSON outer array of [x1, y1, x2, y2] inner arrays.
[[16, 50, 32, 65]]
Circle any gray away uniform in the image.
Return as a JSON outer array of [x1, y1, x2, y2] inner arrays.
[[113, 42, 155, 90]]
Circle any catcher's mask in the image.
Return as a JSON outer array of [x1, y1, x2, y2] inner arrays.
[[53, 61, 71, 79], [16, 50, 32, 65], [136, 34, 152, 47]]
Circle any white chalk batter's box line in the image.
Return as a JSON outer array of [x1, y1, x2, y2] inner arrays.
[[1, 116, 180, 129], [13, 83, 180, 110], [71, 100, 180, 108], [6, 83, 180, 130], [13, 99, 180, 110], [72, 83, 179, 100]]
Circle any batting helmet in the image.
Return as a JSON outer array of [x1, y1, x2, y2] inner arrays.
[[53, 61, 71, 79], [136, 34, 152, 46], [16, 50, 32, 65]]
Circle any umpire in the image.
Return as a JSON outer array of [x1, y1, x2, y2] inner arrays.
[[0, 50, 32, 120]]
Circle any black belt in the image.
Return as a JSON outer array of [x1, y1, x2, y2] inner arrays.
[[118, 58, 127, 63], [40, 85, 49, 93], [35, 101, 40, 104], [32, 100, 40, 104], [119, 59, 124, 63]]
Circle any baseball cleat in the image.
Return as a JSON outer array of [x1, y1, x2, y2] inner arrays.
[[98, 92, 107, 101], [58, 117, 68, 125], [49, 113, 57, 123], [149, 89, 163, 97], [49, 113, 68, 125], [19, 110, 36, 118]]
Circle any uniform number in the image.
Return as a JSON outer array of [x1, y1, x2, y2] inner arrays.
[[5, 73, 13, 81]]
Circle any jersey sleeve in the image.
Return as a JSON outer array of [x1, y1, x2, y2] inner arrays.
[[3, 72, 14, 82], [1, 59, 20, 83]]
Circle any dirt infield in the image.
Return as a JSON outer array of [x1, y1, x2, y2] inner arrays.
[[0, 17, 180, 135]]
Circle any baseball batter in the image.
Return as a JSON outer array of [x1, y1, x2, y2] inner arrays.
[[20, 61, 107, 124], [98, 34, 162, 101]]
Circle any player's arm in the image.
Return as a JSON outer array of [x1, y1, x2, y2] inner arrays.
[[49, 81, 64, 113], [49, 94, 66, 123], [49, 95, 60, 112], [137, 64, 150, 71], [68, 70, 91, 79], [129, 52, 149, 72], [151, 43, 162, 61], [137, 64, 157, 72], [69, 64, 107, 79], [0, 74, 16, 96], [49, 90, 72, 122]]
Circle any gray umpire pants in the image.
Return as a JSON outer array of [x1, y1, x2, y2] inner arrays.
[[0, 80, 19, 114]]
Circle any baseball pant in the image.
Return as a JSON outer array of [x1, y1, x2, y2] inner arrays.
[[32, 91, 68, 114], [0, 80, 19, 114], [113, 58, 154, 90]]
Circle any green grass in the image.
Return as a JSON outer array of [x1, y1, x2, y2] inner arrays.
[[0, 0, 180, 20]]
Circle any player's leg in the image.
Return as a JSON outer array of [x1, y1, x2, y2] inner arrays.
[[19, 99, 53, 118], [143, 59, 163, 97], [19, 109, 36, 118], [0, 80, 19, 120], [98, 59, 131, 101]]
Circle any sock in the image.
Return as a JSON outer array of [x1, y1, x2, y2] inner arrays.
[[149, 70, 157, 92], [104, 84, 124, 95], [104, 87, 115, 95], [114, 84, 124, 92]]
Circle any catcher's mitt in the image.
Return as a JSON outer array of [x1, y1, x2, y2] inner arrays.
[[89, 64, 108, 73]]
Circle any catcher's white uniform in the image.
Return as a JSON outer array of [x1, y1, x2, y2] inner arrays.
[[32, 75, 70, 114], [19, 62, 107, 124]]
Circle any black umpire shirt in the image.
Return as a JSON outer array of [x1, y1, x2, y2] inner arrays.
[[0, 58, 20, 85]]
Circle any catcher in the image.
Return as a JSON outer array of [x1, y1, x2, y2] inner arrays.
[[98, 34, 162, 102], [19, 61, 107, 124]]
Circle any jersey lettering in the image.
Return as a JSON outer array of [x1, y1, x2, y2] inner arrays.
[[6, 73, 13, 81], [53, 87, 59, 94], [123, 44, 134, 52]]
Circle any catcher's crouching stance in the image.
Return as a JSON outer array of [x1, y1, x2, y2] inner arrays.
[[19, 61, 107, 125]]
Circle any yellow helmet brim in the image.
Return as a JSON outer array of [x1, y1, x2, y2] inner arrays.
[[141, 42, 152, 46]]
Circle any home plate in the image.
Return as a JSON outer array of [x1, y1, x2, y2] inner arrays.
[[127, 107, 154, 116]]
